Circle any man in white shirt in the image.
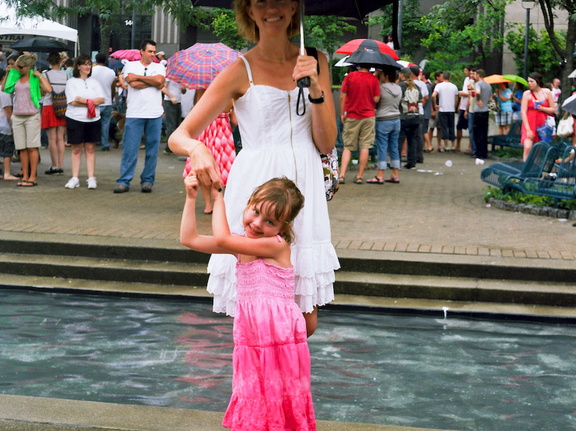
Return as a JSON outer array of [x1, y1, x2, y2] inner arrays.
[[408, 66, 429, 163], [432, 72, 459, 151], [114, 39, 165, 194], [456, 65, 472, 151], [91, 53, 117, 151], [161, 78, 185, 154]]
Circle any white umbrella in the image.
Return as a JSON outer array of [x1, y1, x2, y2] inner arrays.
[[561, 93, 576, 116], [335, 56, 353, 67], [568, 69, 576, 79]]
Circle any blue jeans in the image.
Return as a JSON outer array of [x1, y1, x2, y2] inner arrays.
[[468, 112, 475, 154], [99, 105, 112, 149], [117, 116, 162, 187], [375, 119, 401, 170]]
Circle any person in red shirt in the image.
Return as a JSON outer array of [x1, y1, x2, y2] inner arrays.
[[339, 65, 380, 184]]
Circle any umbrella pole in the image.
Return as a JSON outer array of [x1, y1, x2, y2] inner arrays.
[[297, 1, 310, 88]]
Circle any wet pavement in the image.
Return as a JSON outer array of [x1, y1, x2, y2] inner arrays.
[[1, 141, 575, 261]]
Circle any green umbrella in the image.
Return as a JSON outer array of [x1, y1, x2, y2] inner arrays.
[[502, 74, 528, 87]]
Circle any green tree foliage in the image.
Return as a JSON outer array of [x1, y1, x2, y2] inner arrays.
[[210, 9, 250, 51], [505, 25, 566, 82], [533, 0, 576, 102], [303, 15, 356, 84], [367, 0, 426, 59], [420, 0, 513, 72]]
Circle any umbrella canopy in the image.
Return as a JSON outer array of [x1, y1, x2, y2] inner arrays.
[[561, 94, 576, 116], [190, 0, 394, 20], [334, 56, 354, 67], [110, 49, 160, 63], [107, 57, 125, 71], [9, 36, 69, 53], [569, 69, 576, 79], [166, 42, 241, 90], [337, 38, 398, 59], [484, 74, 511, 85], [347, 42, 400, 70], [397, 60, 417, 68], [502, 74, 528, 87]]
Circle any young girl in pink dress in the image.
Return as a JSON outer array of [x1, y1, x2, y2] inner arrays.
[[180, 174, 316, 431]]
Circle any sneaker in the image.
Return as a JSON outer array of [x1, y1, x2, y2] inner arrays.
[[86, 177, 97, 189], [64, 177, 80, 189], [113, 184, 130, 193]]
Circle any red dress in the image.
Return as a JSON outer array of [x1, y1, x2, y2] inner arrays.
[[521, 92, 549, 144]]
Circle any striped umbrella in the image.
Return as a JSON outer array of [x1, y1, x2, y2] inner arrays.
[[166, 43, 241, 90]]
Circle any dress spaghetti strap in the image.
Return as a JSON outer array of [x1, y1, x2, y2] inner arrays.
[[239, 56, 254, 87]]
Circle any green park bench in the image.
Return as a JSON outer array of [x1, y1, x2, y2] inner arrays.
[[488, 120, 523, 152], [521, 142, 576, 200]]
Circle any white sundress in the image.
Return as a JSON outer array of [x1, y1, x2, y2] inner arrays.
[[207, 56, 340, 316]]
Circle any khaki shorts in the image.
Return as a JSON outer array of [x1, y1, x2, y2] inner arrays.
[[342, 117, 375, 151], [12, 113, 41, 150]]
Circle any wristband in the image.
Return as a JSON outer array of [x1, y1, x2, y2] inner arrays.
[[308, 92, 325, 104]]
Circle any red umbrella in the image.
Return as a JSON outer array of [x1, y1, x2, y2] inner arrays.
[[336, 39, 398, 60], [110, 49, 159, 63], [166, 43, 241, 90]]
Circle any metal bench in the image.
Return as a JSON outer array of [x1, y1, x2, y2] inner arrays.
[[521, 143, 576, 200], [480, 142, 556, 192], [488, 120, 523, 152]]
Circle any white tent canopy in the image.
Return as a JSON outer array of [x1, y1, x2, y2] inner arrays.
[[0, 2, 77, 47]]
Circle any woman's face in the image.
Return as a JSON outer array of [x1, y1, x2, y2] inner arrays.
[[15, 62, 30, 75], [248, 0, 297, 34], [528, 77, 538, 90], [78, 60, 92, 76]]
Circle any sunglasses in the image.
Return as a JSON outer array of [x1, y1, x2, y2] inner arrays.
[[17, 64, 25, 69], [144, 67, 148, 76]]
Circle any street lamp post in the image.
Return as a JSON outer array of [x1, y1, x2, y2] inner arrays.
[[521, 0, 536, 79]]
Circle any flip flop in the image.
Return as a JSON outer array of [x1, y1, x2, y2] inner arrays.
[[384, 177, 400, 184], [338, 176, 346, 184], [367, 176, 384, 184], [353, 177, 364, 184], [17, 180, 37, 187]]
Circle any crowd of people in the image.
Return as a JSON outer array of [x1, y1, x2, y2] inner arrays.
[[338, 62, 575, 181], [1, 1, 575, 425]]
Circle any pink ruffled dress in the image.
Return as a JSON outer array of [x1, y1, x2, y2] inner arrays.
[[222, 255, 316, 431]]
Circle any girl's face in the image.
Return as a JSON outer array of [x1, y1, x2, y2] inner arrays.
[[248, 0, 297, 34], [528, 77, 538, 90], [243, 201, 284, 239]]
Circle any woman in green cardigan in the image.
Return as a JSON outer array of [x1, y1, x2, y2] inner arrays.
[[2, 53, 52, 187]]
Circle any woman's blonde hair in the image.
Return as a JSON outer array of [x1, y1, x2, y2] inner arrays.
[[233, 0, 301, 43], [245, 177, 304, 243], [16, 53, 38, 69]]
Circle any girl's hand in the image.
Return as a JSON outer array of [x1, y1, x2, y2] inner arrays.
[[184, 172, 199, 199], [526, 129, 534, 140]]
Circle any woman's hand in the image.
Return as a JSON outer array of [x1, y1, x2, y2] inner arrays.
[[293, 54, 321, 93], [188, 142, 223, 192], [526, 128, 534, 140]]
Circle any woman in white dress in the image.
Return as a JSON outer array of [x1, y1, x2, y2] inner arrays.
[[169, 0, 338, 335]]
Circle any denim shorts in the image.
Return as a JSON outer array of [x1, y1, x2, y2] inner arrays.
[[0, 133, 15, 158]]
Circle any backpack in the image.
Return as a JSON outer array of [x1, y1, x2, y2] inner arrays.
[[400, 82, 421, 114], [45, 72, 68, 119]]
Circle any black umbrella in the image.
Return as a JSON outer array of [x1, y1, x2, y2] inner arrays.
[[347, 40, 401, 69], [190, 0, 394, 20], [10, 37, 69, 53]]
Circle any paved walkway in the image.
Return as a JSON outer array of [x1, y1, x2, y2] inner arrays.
[[1, 142, 576, 261]]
